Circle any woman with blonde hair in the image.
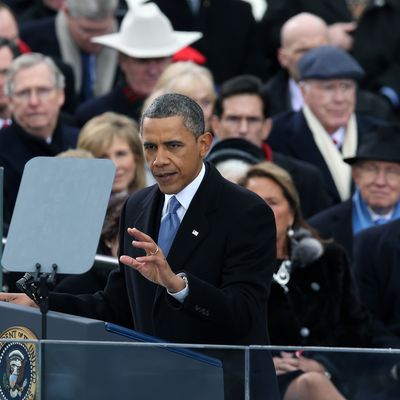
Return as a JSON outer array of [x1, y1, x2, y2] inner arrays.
[[78, 111, 146, 195], [144, 61, 216, 130], [53, 113, 146, 294]]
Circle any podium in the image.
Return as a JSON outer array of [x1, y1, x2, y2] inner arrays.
[[0, 302, 225, 400]]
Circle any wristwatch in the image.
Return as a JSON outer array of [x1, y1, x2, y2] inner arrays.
[[178, 273, 189, 289]]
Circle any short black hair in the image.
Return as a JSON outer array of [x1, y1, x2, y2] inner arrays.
[[214, 74, 270, 118], [141, 93, 205, 138]]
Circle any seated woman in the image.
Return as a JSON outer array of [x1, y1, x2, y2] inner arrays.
[[240, 162, 375, 400], [53, 112, 146, 294], [76, 111, 147, 196]]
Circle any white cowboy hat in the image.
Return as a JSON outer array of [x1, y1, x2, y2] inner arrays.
[[91, 3, 202, 58]]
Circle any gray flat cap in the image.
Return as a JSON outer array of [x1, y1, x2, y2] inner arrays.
[[299, 45, 364, 81]]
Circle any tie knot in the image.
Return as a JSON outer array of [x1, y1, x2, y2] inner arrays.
[[374, 217, 388, 226], [167, 196, 180, 215]]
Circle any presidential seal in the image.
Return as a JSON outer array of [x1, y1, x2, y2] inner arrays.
[[0, 327, 37, 400]]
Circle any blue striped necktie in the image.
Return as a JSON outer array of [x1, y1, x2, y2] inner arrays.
[[158, 196, 181, 256], [374, 218, 388, 226]]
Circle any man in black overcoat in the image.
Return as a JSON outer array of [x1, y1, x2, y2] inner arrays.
[[0, 93, 279, 400]]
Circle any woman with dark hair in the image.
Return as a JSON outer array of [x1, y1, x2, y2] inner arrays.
[[240, 161, 374, 400]]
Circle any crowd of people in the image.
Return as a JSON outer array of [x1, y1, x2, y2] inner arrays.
[[1, 1, 400, 399]]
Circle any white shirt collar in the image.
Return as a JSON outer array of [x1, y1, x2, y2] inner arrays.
[[368, 207, 393, 222], [163, 162, 206, 220], [288, 77, 304, 111], [330, 126, 346, 149], [0, 118, 12, 129]]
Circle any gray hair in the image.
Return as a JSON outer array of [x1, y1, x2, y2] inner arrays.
[[5, 53, 65, 96], [141, 93, 205, 138], [66, 0, 118, 20]]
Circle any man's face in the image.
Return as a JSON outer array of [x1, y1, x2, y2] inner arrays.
[[9, 62, 65, 138], [0, 46, 13, 116], [211, 94, 271, 148], [120, 55, 171, 98], [353, 160, 400, 214], [142, 115, 212, 194], [301, 79, 356, 134], [278, 34, 328, 81], [67, 13, 114, 54], [0, 8, 18, 41]]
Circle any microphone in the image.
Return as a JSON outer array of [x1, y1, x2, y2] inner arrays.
[[16, 273, 39, 304], [288, 227, 324, 269]]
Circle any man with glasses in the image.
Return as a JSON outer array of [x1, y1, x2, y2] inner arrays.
[[19, 0, 119, 104], [268, 45, 380, 206], [309, 124, 400, 259], [0, 52, 78, 226], [209, 74, 331, 218]]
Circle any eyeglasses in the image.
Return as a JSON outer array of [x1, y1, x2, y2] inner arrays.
[[12, 87, 56, 102], [222, 115, 264, 127], [357, 162, 400, 184]]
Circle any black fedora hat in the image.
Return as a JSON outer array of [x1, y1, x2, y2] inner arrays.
[[344, 124, 400, 165]]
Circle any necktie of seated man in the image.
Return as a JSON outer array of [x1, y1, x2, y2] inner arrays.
[[158, 196, 181, 256], [81, 52, 95, 102]]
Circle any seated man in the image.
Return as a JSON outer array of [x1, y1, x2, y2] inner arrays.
[[263, 12, 393, 120], [0, 53, 78, 225], [268, 45, 381, 205], [209, 74, 331, 218], [20, 0, 119, 104], [260, 0, 400, 113], [74, 2, 202, 126], [309, 124, 400, 259], [354, 219, 400, 345]]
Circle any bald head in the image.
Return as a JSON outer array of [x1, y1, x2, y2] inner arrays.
[[278, 13, 329, 81], [0, 4, 18, 41]]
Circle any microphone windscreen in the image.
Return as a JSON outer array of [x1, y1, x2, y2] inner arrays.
[[291, 237, 324, 268]]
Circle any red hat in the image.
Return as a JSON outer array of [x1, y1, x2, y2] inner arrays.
[[173, 46, 206, 65]]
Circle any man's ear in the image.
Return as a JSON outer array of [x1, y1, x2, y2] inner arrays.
[[277, 48, 288, 68], [119, 54, 129, 75], [199, 131, 213, 157], [351, 167, 360, 187], [262, 118, 272, 140], [299, 81, 307, 98]]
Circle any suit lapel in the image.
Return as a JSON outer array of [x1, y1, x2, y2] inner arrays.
[[133, 185, 164, 243], [170, 165, 219, 267]]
